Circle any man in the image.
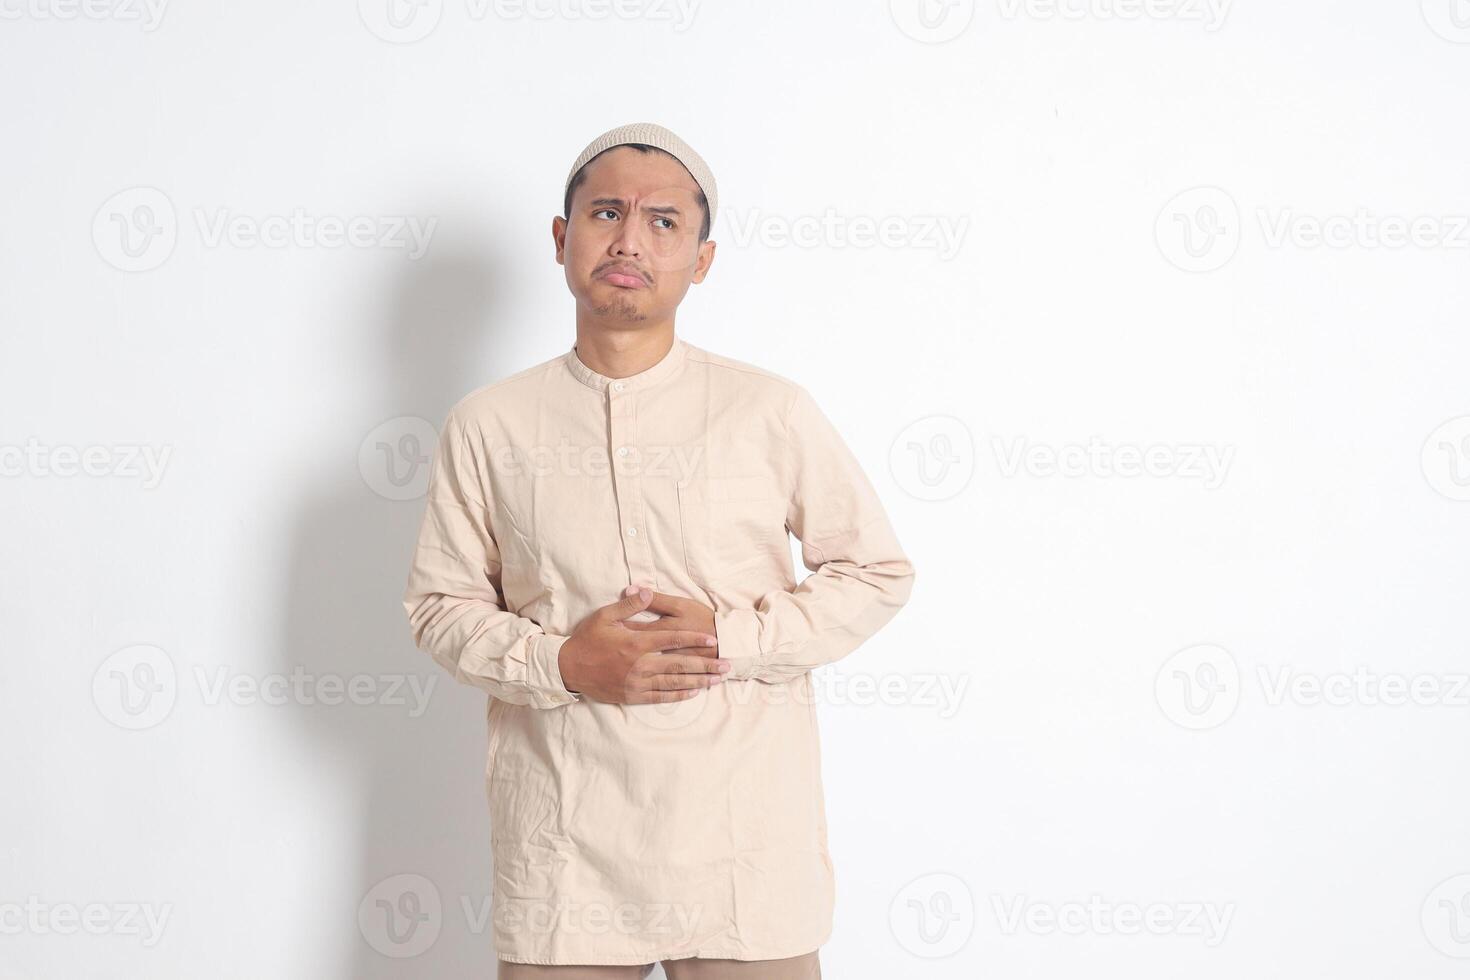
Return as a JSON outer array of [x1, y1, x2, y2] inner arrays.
[[402, 122, 916, 977]]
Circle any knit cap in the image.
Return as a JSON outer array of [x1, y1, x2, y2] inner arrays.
[[564, 122, 717, 227]]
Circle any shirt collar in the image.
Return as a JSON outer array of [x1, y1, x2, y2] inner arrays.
[[564, 335, 689, 393]]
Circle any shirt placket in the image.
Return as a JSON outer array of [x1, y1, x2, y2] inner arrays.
[[607, 380, 655, 586]]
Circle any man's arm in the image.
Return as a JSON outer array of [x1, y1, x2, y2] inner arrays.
[[713, 384, 917, 684], [402, 409, 582, 709]]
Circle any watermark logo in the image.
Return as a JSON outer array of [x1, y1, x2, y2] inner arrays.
[[491, 441, 705, 481], [1423, 874, 1470, 957], [92, 644, 178, 730], [890, 415, 975, 502], [358, 873, 442, 957], [360, 0, 699, 41], [1422, 415, 1470, 502], [0, 0, 169, 30], [360, 416, 438, 500], [193, 208, 436, 257], [478, 0, 700, 30], [93, 645, 437, 729], [93, 187, 177, 273], [992, 436, 1234, 488], [1257, 666, 1470, 708], [1160, 188, 1470, 272], [890, 872, 976, 958], [93, 189, 438, 271], [890, 419, 1231, 497], [1257, 209, 1470, 251], [1421, 0, 1470, 43], [1155, 643, 1239, 730], [625, 660, 713, 731], [719, 669, 971, 719], [0, 440, 173, 488], [193, 665, 437, 716], [890, 0, 976, 43], [1156, 186, 1240, 273], [722, 208, 970, 260], [491, 896, 704, 942], [995, 0, 1231, 30], [0, 898, 173, 946], [358, 0, 444, 42], [991, 894, 1234, 945]]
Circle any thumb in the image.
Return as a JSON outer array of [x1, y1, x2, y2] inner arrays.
[[611, 585, 652, 618]]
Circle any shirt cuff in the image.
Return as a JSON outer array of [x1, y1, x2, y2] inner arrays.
[[714, 608, 763, 682], [527, 632, 582, 706]]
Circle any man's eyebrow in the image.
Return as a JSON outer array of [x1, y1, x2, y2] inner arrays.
[[587, 197, 684, 216]]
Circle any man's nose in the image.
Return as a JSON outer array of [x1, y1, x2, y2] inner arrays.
[[612, 215, 644, 257]]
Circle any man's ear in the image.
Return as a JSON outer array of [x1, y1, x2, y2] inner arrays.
[[690, 239, 717, 284], [552, 215, 567, 265]]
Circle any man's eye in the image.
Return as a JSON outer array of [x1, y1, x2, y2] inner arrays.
[[594, 209, 618, 220], [653, 217, 675, 230]]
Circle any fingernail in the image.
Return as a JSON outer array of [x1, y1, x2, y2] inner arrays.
[[705, 636, 716, 646], [624, 585, 637, 596], [638, 587, 651, 600], [710, 675, 725, 684]]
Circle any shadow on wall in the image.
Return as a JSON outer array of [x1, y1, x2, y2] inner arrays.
[[278, 235, 554, 979]]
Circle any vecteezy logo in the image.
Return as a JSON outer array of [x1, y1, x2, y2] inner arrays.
[[359, 416, 438, 501], [92, 644, 178, 730], [1421, 415, 1470, 501], [1422, 0, 1470, 42], [890, 415, 974, 502], [889, 872, 975, 958], [1422, 874, 1470, 958], [1155, 186, 1240, 273], [889, 0, 975, 43], [358, 873, 443, 957], [1155, 643, 1239, 730], [358, 0, 443, 43], [93, 187, 178, 272]]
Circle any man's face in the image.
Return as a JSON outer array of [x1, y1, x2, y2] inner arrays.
[[554, 146, 716, 326]]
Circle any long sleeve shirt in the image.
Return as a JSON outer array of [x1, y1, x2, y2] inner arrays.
[[401, 334, 916, 965]]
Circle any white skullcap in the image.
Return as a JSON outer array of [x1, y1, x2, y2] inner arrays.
[[564, 122, 718, 229]]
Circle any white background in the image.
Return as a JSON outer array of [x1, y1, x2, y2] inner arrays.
[[3, 1, 1470, 977]]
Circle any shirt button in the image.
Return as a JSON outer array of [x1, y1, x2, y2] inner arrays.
[[617, 446, 630, 457], [612, 382, 626, 392], [627, 527, 638, 537]]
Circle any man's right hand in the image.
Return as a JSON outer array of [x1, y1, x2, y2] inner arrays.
[[557, 587, 730, 704]]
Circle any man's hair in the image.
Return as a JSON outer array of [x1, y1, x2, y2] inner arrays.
[[563, 143, 711, 244]]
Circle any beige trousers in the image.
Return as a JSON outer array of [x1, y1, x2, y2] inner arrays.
[[497, 950, 821, 979]]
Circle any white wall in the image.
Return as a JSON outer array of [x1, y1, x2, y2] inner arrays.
[[3, 1, 1469, 977]]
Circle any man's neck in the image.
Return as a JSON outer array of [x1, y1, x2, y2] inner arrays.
[[571, 322, 677, 380]]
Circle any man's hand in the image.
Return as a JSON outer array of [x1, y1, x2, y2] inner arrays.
[[618, 587, 718, 647], [557, 587, 730, 704]]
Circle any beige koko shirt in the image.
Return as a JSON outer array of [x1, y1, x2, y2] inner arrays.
[[402, 335, 915, 965]]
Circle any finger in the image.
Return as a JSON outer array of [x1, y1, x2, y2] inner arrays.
[[641, 591, 690, 616], [630, 688, 704, 704], [649, 671, 726, 691], [601, 586, 653, 621], [645, 653, 729, 675], [622, 616, 677, 632], [633, 630, 717, 654], [656, 645, 721, 662]]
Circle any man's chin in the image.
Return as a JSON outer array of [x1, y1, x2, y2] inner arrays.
[[588, 296, 649, 321]]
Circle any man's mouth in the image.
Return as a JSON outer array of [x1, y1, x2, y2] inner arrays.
[[599, 268, 648, 289]]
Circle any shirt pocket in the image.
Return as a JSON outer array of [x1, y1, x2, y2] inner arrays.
[[676, 475, 790, 589]]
